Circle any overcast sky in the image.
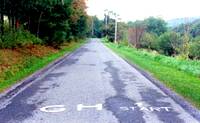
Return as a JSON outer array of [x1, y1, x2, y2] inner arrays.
[[86, 0, 200, 21]]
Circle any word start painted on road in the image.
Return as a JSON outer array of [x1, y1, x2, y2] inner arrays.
[[40, 102, 172, 113]]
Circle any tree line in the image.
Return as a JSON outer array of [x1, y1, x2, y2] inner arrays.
[[91, 16, 200, 60], [0, 0, 89, 48]]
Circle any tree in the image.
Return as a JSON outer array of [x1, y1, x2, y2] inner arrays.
[[140, 32, 159, 50], [117, 22, 128, 41], [144, 17, 167, 36], [128, 21, 145, 48], [158, 31, 182, 56], [88, 16, 104, 38], [180, 33, 190, 59], [69, 0, 88, 39], [189, 40, 200, 59], [190, 21, 200, 37], [0, 0, 89, 48]]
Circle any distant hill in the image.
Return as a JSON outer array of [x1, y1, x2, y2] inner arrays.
[[167, 16, 200, 27]]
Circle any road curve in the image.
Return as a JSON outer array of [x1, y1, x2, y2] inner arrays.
[[0, 39, 199, 123]]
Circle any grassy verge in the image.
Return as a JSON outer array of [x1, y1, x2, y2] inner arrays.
[[104, 42, 200, 109], [0, 40, 85, 92]]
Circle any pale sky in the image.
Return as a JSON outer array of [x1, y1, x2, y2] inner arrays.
[[86, 0, 200, 22]]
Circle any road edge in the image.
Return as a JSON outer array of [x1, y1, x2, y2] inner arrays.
[[103, 42, 200, 121], [0, 40, 88, 102]]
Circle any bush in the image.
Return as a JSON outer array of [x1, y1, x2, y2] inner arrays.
[[158, 31, 182, 56], [140, 32, 159, 50], [0, 28, 42, 48], [102, 37, 109, 43], [189, 41, 200, 59], [51, 31, 67, 48]]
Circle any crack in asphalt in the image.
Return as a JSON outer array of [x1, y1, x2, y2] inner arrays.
[[104, 61, 145, 123]]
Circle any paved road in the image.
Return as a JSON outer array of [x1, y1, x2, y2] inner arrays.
[[0, 39, 199, 123]]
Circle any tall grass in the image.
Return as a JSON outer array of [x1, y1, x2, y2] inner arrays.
[[131, 48, 200, 77], [114, 42, 200, 77]]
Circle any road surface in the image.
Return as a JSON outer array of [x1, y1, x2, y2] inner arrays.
[[0, 39, 199, 123]]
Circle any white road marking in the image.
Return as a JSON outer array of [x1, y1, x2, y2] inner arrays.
[[39, 103, 171, 113], [119, 106, 172, 112], [77, 104, 103, 111], [40, 105, 66, 113]]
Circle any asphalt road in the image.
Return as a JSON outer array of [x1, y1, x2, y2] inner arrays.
[[0, 39, 199, 123]]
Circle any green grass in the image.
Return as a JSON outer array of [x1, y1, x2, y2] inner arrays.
[[0, 40, 85, 92], [104, 42, 200, 108]]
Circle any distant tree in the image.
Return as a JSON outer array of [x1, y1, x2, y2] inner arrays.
[[158, 31, 182, 56], [128, 21, 145, 48], [117, 22, 128, 41], [144, 17, 167, 36], [173, 24, 186, 36], [140, 32, 159, 50], [69, 0, 88, 39], [88, 16, 104, 38], [189, 40, 200, 59], [180, 33, 190, 59], [190, 21, 200, 37], [106, 19, 115, 42]]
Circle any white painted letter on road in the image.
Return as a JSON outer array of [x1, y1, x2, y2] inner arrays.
[[40, 105, 66, 113], [77, 104, 103, 111]]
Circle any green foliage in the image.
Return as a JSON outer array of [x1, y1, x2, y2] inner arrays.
[[175, 19, 200, 38], [179, 33, 190, 59], [173, 24, 186, 36], [158, 31, 182, 56], [193, 36, 200, 41], [101, 37, 110, 43], [190, 20, 200, 37], [0, 28, 42, 48], [101, 15, 128, 42], [189, 40, 200, 59], [0, 0, 89, 48], [123, 17, 200, 59], [92, 16, 104, 38], [105, 20, 115, 42], [106, 41, 200, 77], [140, 32, 159, 50], [69, 0, 88, 39], [144, 17, 167, 36]]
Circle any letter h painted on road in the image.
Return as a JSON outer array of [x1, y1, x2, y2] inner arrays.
[[77, 104, 103, 111]]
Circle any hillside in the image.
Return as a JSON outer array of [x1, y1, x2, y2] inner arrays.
[[167, 16, 200, 27]]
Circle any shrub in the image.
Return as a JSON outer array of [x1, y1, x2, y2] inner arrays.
[[0, 28, 42, 48], [102, 37, 109, 43], [158, 31, 182, 56], [51, 31, 67, 48], [189, 41, 200, 59], [140, 32, 159, 50]]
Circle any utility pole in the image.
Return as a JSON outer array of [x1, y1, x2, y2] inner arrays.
[[104, 9, 108, 36], [113, 13, 120, 44], [104, 10, 120, 43], [114, 14, 118, 44], [104, 10, 108, 28]]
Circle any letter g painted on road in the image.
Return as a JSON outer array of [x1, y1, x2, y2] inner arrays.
[[40, 105, 66, 113]]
